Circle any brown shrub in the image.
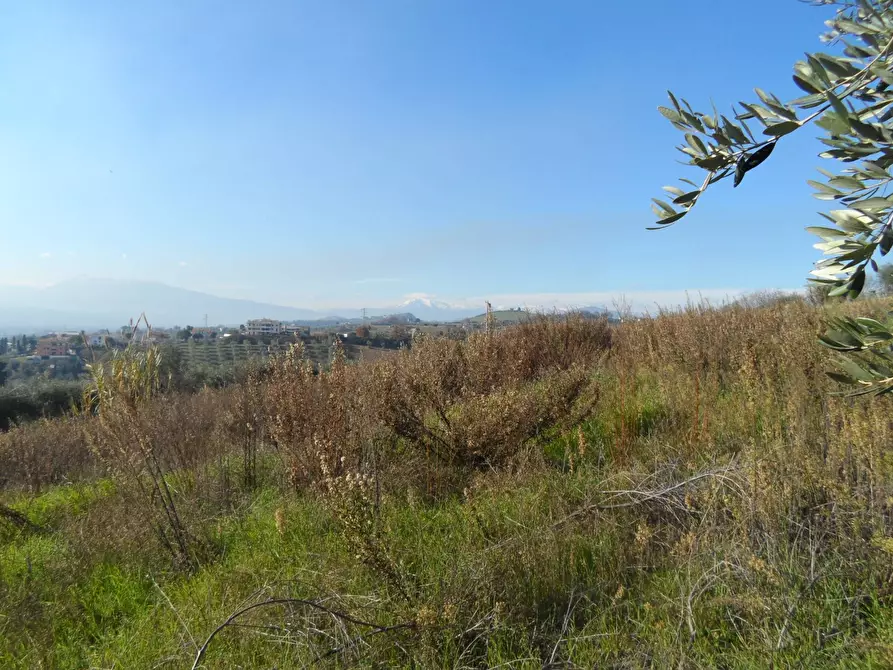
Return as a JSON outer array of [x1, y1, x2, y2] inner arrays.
[[263, 315, 611, 490], [440, 368, 595, 467], [0, 416, 97, 491], [366, 316, 608, 470], [266, 341, 363, 487]]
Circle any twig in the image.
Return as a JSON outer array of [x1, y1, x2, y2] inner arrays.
[[548, 589, 577, 666], [487, 658, 541, 669], [775, 573, 824, 652], [554, 467, 738, 527], [190, 597, 415, 669], [0, 503, 44, 534], [150, 575, 198, 652], [315, 622, 416, 662], [478, 466, 739, 557]]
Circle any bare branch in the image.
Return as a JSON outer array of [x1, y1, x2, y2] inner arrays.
[[0, 503, 44, 534], [190, 596, 415, 670]]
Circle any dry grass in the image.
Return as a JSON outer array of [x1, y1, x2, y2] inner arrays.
[[265, 315, 610, 493], [3, 302, 893, 667]]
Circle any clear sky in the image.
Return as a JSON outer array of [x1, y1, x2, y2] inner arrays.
[[0, 0, 837, 309]]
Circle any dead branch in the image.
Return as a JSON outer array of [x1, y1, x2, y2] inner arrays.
[[316, 622, 416, 662], [0, 502, 43, 533], [553, 466, 740, 530], [190, 596, 415, 669]]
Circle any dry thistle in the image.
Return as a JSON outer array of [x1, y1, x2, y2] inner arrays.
[[634, 522, 653, 549], [611, 583, 626, 605]]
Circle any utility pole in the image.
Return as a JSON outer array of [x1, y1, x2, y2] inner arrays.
[[362, 307, 367, 323]]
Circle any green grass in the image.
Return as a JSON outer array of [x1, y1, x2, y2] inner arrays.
[[4, 304, 893, 667], [3, 452, 892, 667], [1, 479, 114, 529]]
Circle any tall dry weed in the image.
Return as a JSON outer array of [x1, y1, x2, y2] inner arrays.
[[263, 315, 611, 492], [82, 346, 202, 570], [0, 416, 96, 491], [606, 297, 893, 564]]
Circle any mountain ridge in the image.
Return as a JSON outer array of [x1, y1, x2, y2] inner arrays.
[[0, 279, 481, 331], [0, 278, 625, 333]]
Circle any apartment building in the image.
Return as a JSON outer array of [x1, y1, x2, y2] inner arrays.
[[245, 318, 283, 336], [36, 338, 70, 357]]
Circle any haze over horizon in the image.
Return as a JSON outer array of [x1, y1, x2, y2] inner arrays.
[[0, 275, 773, 314], [1, 1, 829, 308]]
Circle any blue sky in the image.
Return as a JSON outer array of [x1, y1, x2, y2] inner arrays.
[[0, 1, 837, 309]]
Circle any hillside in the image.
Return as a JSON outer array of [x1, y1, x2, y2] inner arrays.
[[2, 301, 893, 667], [0, 279, 482, 332], [466, 308, 533, 324], [0, 279, 325, 330], [466, 307, 620, 325]]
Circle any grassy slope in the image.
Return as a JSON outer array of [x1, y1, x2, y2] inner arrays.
[[466, 309, 531, 324], [2, 302, 893, 667], [4, 440, 891, 668]]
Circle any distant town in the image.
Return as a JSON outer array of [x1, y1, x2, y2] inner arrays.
[[1, 306, 607, 395]]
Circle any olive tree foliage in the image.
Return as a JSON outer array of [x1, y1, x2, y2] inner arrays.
[[652, 0, 893, 395]]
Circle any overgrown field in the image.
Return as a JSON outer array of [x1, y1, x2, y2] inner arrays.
[[2, 300, 893, 668]]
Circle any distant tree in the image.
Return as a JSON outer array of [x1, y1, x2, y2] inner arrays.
[[192, 333, 204, 341], [355, 325, 371, 339], [0, 361, 7, 386], [157, 343, 187, 391], [69, 333, 85, 348], [177, 329, 192, 341]]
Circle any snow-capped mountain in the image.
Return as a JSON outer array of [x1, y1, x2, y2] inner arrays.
[[0, 278, 625, 333], [383, 298, 479, 322], [399, 297, 455, 311]]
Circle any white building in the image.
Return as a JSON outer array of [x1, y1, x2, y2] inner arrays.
[[245, 318, 283, 336], [87, 330, 111, 347]]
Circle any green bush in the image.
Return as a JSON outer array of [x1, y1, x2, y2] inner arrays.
[[0, 381, 85, 431]]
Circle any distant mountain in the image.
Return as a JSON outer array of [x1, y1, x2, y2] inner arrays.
[[465, 305, 622, 324], [387, 298, 479, 323], [0, 278, 609, 334], [370, 312, 421, 326], [0, 278, 324, 332]]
